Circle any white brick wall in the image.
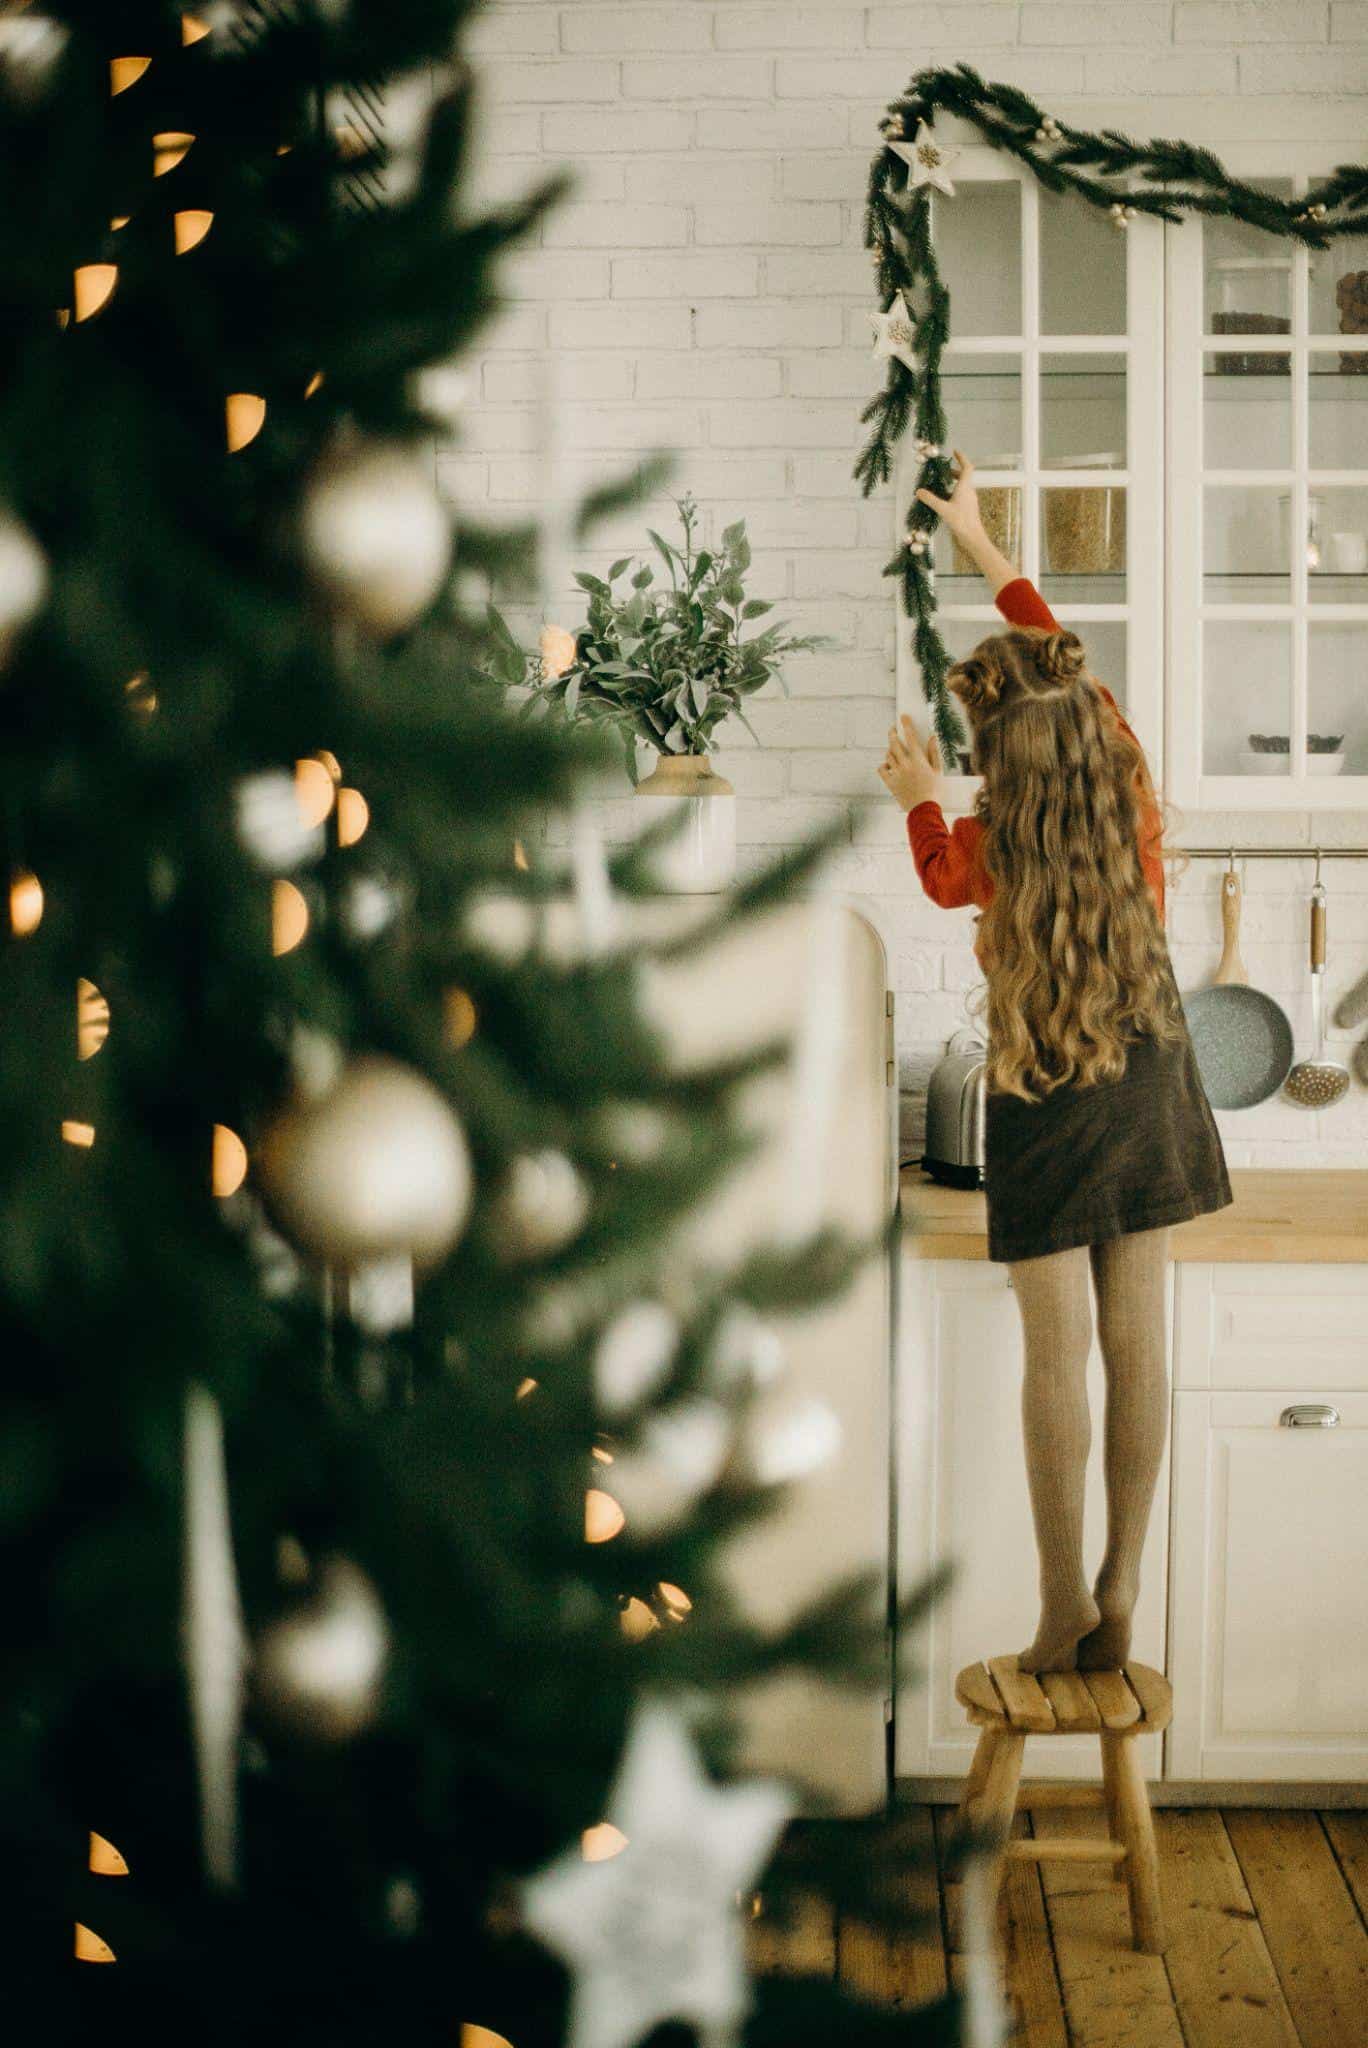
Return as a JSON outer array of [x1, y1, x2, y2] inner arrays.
[[456, 1, 1368, 1168]]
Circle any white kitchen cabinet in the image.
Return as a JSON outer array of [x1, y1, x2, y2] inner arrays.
[[894, 114, 1368, 813], [894, 1254, 1167, 1785], [1167, 1262, 1368, 1782], [893, 147, 1166, 797]]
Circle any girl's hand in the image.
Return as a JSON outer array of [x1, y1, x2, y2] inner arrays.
[[915, 449, 981, 540], [878, 717, 941, 810]]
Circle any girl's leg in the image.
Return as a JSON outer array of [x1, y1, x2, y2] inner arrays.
[[1009, 1245, 1100, 1674], [1076, 1226, 1171, 1672]]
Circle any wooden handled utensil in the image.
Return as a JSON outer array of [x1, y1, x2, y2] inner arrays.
[[1284, 870, 1351, 1108], [1180, 861, 1296, 1110]]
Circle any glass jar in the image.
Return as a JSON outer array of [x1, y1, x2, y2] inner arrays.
[[1212, 256, 1292, 373]]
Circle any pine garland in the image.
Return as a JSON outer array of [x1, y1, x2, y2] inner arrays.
[[860, 62, 1368, 753]]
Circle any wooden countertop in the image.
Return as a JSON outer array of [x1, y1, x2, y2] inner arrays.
[[900, 1168, 1368, 1262]]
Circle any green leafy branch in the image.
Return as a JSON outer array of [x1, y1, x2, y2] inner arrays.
[[856, 61, 1368, 756]]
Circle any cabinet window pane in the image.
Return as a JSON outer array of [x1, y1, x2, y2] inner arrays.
[[1203, 621, 1293, 777], [932, 183, 1020, 335], [1041, 484, 1125, 604], [1204, 362, 1291, 470], [1041, 355, 1125, 469], [1040, 189, 1125, 335], [1204, 486, 1291, 604], [1309, 353, 1368, 470], [934, 482, 1022, 586], [943, 356, 1022, 472], [1308, 485, 1368, 596], [1311, 231, 1368, 340], [1308, 623, 1368, 774], [1204, 187, 1294, 335]]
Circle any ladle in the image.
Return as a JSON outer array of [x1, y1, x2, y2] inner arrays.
[[1284, 857, 1351, 1109]]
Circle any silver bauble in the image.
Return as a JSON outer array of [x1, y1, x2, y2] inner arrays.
[[736, 1388, 842, 1487], [0, 510, 48, 649], [595, 1300, 679, 1418], [253, 1557, 388, 1743], [300, 441, 451, 637], [259, 1054, 471, 1267], [493, 1149, 589, 1261]]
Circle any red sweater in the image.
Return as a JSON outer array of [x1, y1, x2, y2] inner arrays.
[[906, 577, 1166, 925]]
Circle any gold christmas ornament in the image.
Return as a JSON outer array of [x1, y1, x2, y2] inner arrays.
[[258, 1054, 471, 1268], [252, 1556, 389, 1743], [299, 440, 451, 638]]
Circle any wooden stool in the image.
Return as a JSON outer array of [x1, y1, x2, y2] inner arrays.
[[953, 1654, 1173, 1955]]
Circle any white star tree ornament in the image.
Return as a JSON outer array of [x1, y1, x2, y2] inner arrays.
[[521, 1697, 794, 2048], [889, 120, 961, 197], [869, 292, 919, 376]]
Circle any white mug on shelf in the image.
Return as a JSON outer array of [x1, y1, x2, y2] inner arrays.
[[1327, 530, 1368, 575]]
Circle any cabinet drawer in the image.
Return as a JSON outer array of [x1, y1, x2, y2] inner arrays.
[[1174, 1263, 1368, 1393]]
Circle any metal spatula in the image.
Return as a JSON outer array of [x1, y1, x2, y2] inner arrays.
[[1284, 867, 1351, 1108]]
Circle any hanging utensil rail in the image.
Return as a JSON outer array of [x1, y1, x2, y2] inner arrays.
[[1168, 847, 1368, 862]]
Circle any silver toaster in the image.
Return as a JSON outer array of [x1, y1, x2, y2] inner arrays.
[[922, 1030, 987, 1188]]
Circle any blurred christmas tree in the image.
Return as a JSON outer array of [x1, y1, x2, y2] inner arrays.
[[0, 4, 959, 2043]]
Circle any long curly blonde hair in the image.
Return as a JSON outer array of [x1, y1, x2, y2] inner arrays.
[[950, 626, 1181, 1102]]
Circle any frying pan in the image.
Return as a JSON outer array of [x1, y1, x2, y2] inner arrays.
[[1180, 866, 1295, 1110]]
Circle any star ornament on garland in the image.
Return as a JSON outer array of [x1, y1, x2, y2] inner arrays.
[[869, 291, 920, 376], [888, 119, 960, 198], [521, 1697, 794, 2048]]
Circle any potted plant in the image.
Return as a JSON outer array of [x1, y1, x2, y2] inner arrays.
[[524, 495, 825, 891]]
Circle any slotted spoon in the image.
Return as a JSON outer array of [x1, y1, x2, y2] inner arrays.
[[1284, 868, 1351, 1108]]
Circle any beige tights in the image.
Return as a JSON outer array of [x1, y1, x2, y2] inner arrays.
[[1008, 1227, 1170, 1675]]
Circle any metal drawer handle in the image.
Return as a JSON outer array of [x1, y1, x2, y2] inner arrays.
[[1279, 1403, 1341, 1429]]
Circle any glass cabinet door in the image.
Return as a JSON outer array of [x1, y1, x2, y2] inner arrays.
[[1168, 150, 1368, 806], [895, 153, 1164, 799]]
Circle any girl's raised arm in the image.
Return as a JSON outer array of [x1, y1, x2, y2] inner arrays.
[[915, 451, 1018, 597]]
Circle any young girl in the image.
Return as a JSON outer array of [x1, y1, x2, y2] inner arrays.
[[880, 452, 1231, 1677]]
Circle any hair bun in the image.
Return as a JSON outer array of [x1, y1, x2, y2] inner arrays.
[[949, 652, 1003, 712], [1042, 630, 1086, 682]]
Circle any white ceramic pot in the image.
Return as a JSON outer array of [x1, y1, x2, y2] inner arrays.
[[634, 753, 736, 894]]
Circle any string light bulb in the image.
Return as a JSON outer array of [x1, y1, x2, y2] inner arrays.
[[73, 265, 117, 322], [125, 671, 157, 719], [225, 393, 266, 452], [293, 756, 335, 828], [153, 131, 195, 176], [173, 209, 213, 254], [584, 1489, 624, 1543], [181, 12, 211, 44], [88, 1833, 129, 1877], [211, 1124, 248, 1197], [619, 1597, 659, 1642], [74, 1924, 115, 1963], [109, 56, 150, 94], [76, 979, 109, 1060], [335, 787, 368, 846], [271, 879, 308, 957], [304, 370, 325, 399], [62, 1121, 96, 1149], [9, 870, 43, 936], [461, 2029, 515, 2048], [580, 1823, 627, 1863], [443, 987, 478, 1050]]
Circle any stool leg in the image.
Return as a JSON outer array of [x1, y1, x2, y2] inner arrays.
[[973, 1731, 1025, 1917], [1099, 1734, 1127, 1885], [1102, 1732, 1165, 1954], [954, 1727, 999, 1835]]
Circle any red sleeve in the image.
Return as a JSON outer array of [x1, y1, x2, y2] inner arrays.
[[906, 801, 987, 910], [994, 576, 1058, 631]]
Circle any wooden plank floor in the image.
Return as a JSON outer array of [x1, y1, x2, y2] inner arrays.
[[748, 1809, 1368, 2048]]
